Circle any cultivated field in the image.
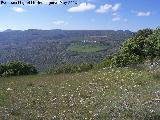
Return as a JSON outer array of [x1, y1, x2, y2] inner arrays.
[[67, 42, 108, 53]]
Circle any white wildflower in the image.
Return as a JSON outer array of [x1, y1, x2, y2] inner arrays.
[[7, 88, 13, 91]]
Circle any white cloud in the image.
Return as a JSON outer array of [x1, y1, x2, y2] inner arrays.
[[112, 16, 120, 21], [96, 4, 112, 13], [53, 20, 68, 25], [137, 11, 151, 16], [68, 3, 96, 12], [112, 3, 121, 11], [12, 7, 24, 12], [96, 3, 121, 13]]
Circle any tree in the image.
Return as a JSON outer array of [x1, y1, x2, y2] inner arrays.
[[99, 28, 160, 67]]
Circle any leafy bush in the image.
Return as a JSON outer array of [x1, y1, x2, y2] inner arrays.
[[47, 63, 93, 74], [96, 56, 113, 68], [0, 61, 38, 77], [78, 63, 93, 72], [99, 28, 160, 67]]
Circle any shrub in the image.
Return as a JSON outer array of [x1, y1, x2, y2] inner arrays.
[[0, 61, 38, 77], [78, 63, 93, 72], [99, 28, 160, 68], [96, 56, 112, 68], [47, 63, 93, 75]]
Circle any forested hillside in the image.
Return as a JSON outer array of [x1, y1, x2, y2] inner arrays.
[[0, 29, 133, 71]]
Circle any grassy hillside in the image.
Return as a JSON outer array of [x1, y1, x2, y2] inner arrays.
[[0, 67, 160, 119]]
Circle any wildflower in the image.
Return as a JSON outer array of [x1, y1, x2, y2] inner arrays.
[[7, 88, 13, 91], [52, 115, 57, 119], [124, 87, 128, 91], [133, 85, 137, 88], [93, 113, 98, 117], [89, 111, 92, 114], [150, 109, 155, 113], [154, 90, 160, 97]]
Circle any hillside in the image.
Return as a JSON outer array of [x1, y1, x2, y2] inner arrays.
[[0, 30, 133, 71], [0, 67, 160, 119], [0, 28, 160, 120]]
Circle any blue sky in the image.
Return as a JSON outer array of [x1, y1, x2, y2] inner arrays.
[[0, 0, 160, 31]]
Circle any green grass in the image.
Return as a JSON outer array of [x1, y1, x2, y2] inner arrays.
[[0, 68, 160, 119], [67, 42, 108, 53]]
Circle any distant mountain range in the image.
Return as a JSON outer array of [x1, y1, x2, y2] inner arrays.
[[0, 29, 133, 42], [0, 29, 133, 71]]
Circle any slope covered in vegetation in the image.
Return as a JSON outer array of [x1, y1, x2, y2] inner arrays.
[[0, 30, 132, 71], [0, 28, 160, 119], [0, 67, 160, 119]]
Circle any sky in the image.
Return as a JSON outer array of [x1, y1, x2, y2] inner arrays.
[[0, 0, 160, 31]]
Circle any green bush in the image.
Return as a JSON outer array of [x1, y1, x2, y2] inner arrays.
[[99, 28, 160, 68], [96, 56, 113, 68], [47, 63, 93, 75], [0, 61, 38, 77], [78, 63, 93, 72]]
